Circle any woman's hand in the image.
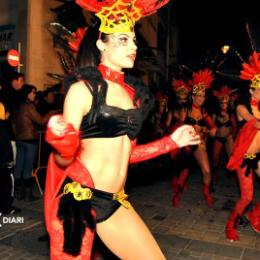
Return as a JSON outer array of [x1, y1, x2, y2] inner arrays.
[[45, 115, 80, 160], [170, 125, 200, 148]]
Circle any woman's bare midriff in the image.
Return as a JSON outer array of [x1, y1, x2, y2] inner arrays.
[[216, 125, 232, 138], [79, 135, 132, 193], [247, 131, 260, 154]]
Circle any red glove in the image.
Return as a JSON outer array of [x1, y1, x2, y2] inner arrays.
[[129, 125, 200, 164], [129, 136, 178, 164], [45, 115, 80, 160]]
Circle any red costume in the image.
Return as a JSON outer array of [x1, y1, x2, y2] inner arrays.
[[211, 86, 236, 184], [225, 51, 260, 241], [45, 67, 182, 259], [171, 69, 216, 208]]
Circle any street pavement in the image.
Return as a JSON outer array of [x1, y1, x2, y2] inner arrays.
[[1, 160, 260, 260]]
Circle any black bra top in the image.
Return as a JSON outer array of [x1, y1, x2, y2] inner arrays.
[[215, 119, 232, 127], [80, 82, 143, 140], [184, 116, 206, 127]]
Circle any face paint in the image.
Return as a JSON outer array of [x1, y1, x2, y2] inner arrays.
[[110, 34, 137, 48]]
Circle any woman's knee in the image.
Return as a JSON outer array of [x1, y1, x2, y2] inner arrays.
[[241, 191, 254, 204], [201, 166, 211, 176]]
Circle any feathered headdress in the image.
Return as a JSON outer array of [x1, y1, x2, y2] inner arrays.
[[189, 69, 214, 95], [172, 79, 191, 95], [76, 0, 170, 33], [68, 27, 87, 52], [240, 51, 260, 89], [213, 85, 233, 102], [156, 92, 168, 103]]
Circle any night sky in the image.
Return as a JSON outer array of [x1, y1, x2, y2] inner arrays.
[[175, 0, 259, 66]]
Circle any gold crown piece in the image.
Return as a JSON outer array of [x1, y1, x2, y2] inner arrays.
[[192, 83, 205, 95], [96, 0, 142, 34], [250, 74, 260, 89]]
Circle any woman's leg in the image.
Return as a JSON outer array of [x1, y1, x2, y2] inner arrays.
[[211, 139, 223, 185], [193, 146, 213, 207], [246, 160, 260, 233], [97, 205, 165, 260], [226, 167, 253, 241], [172, 168, 189, 207], [225, 136, 234, 157], [171, 148, 191, 207]]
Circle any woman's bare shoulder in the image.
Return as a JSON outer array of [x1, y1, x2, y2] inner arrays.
[[64, 81, 93, 114], [67, 80, 91, 95]]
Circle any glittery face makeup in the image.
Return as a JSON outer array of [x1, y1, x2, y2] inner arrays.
[[109, 33, 137, 48], [100, 31, 137, 70]]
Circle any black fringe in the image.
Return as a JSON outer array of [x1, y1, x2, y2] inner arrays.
[[240, 152, 260, 177], [57, 194, 96, 256]]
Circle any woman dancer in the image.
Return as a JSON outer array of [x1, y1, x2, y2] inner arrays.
[[211, 86, 236, 185], [169, 79, 191, 206], [44, 0, 200, 259], [172, 69, 216, 207], [226, 51, 260, 241]]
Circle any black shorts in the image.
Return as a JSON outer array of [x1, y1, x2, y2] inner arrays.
[[57, 178, 131, 256]]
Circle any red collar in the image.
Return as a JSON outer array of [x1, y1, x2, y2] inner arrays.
[[98, 64, 125, 85], [98, 63, 137, 103], [250, 98, 259, 107], [192, 103, 200, 110]]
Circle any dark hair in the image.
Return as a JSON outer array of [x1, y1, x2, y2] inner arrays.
[[10, 72, 24, 81], [236, 88, 252, 114], [76, 20, 109, 68], [21, 84, 37, 101], [43, 87, 55, 97]]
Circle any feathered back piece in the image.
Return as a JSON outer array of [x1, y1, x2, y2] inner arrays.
[[189, 69, 214, 95], [240, 51, 260, 89], [76, 0, 170, 33], [68, 27, 87, 52], [213, 85, 233, 102], [172, 79, 191, 94]]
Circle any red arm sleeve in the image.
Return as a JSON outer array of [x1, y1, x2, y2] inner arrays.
[[129, 135, 179, 164]]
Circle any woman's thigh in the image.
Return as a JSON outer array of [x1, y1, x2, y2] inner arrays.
[[96, 205, 165, 260], [193, 146, 210, 174], [247, 132, 260, 154]]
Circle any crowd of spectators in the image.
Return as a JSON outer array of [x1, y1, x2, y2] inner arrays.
[[0, 72, 63, 214]]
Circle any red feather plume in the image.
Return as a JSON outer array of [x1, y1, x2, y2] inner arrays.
[[76, 0, 170, 19], [189, 69, 214, 89], [240, 51, 260, 80], [213, 85, 232, 98]]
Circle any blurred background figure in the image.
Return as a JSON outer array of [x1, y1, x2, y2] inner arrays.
[[226, 51, 260, 241], [12, 84, 55, 202], [211, 85, 236, 185], [172, 69, 216, 207], [0, 100, 20, 214]]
